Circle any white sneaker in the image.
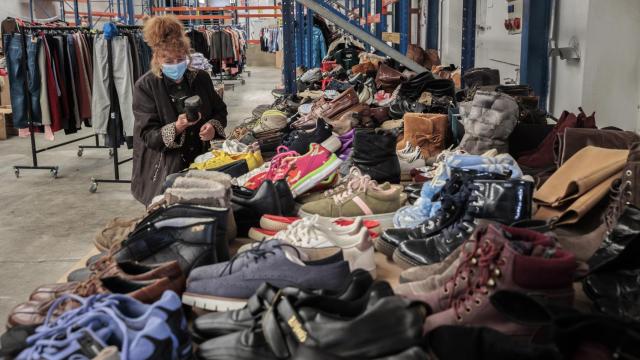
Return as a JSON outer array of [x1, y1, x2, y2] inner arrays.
[[275, 216, 377, 278]]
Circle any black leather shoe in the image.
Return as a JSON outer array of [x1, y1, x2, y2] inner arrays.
[[352, 128, 401, 184], [393, 179, 533, 268], [274, 179, 296, 217], [114, 217, 218, 274], [293, 344, 428, 360], [376, 169, 509, 257], [193, 269, 375, 339], [587, 205, 640, 274], [281, 118, 336, 154], [232, 180, 283, 216], [213, 159, 250, 178], [583, 270, 640, 300], [197, 287, 426, 360]]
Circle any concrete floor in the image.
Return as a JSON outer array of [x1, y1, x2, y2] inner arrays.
[[0, 66, 280, 322]]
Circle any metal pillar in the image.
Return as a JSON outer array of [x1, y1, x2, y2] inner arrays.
[[426, 0, 439, 50], [296, 0, 427, 73], [282, 0, 297, 93], [87, 0, 93, 27], [375, 0, 383, 39], [28, 0, 34, 22], [398, 0, 409, 54], [295, 3, 305, 68], [306, 9, 314, 67], [73, 0, 81, 25], [520, 0, 552, 109], [363, 0, 371, 51], [127, 0, 135, 24], [461, 0, 477, 76], [117, 0, 122, 20]]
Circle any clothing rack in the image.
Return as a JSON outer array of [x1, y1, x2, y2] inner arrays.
[[206, 24, 249, 88], [12, 23, 97, 178], [89, 24, 140, 192]]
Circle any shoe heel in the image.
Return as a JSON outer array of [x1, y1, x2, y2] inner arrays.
[[321, 135, 342, 153]]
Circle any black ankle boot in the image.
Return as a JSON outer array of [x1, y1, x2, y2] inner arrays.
[[115, 217, 218, 274], [352, 128, 401, 184], [376, 168, 509, 257], [588, 204, 640, 274], [393, 179, 533, 268]]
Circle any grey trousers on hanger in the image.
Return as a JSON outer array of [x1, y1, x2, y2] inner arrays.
[[91, 35, 135, 140]]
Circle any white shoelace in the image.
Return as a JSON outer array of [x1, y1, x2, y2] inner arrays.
[[277, 215, 323, 247], [332, 175, 380, 205]]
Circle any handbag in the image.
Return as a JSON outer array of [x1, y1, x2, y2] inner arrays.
[[375, 63, 404, 92], [555, 128, 640, 167]]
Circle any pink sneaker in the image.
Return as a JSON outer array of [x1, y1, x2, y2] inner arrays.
[[243, 146, 299, 190], [285, 143, 343, 197]]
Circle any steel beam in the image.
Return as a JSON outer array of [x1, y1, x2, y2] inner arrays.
[[427, 0, 438, 50], [521, 0, 552, 109], [399, 0, 409, 54], [295, 3, 305, 68], [296, 0, 427, 73], [306, 9, 314, 67], [375, 0, 383, 39], [282, 0, 297, 93], [461, 0, 476, 76]]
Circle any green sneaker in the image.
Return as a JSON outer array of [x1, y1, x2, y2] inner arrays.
[[299, 177, 405, 229]]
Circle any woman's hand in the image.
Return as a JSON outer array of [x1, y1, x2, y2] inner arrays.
[[199, 122, 216, 141], [175, 114, 197, 134]]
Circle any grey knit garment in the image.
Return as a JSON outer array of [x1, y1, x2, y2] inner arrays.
[[457, 91, 519, 155]]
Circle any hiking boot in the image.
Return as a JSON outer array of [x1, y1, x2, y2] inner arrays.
[[393, 179, 533, 268], [399, 224, 555, 314], [378, 168, 509, 257], [423, 236, 576, 336], [299, 176, 405, 230], [352, 128, 401, 184]]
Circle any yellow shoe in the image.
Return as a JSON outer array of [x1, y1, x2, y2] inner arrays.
[[189, 151, 236, 170], [228, 150, 264, 171]]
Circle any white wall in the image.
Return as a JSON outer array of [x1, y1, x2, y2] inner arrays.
[[474, 0, 520, 82], [440, 0, 462, 65], [0, 0, 59, 22]]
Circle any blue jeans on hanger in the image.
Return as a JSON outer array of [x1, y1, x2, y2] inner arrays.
[[6, 34, 42, 128]]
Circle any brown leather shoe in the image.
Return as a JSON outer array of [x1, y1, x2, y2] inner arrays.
[[30, 261, 183, 302], [8, 275, 184, 328]]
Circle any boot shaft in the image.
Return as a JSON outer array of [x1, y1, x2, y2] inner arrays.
[[470, 179, 533, 224]]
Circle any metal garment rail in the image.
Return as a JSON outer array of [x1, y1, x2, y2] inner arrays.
[[11, 24, 99, 179], [89, 24, 140, 192]]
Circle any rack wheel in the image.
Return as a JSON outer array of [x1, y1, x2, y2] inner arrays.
[[50, 168, 58, 178], [77, 149, 83, 157], [14, 169, 19, 178], [109, 149, 114, 157], [247, 72, 251, 77], [241, 79, 246, 85], [89, 182, 98, 193]]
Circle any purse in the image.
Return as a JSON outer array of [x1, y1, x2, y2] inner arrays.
[[375, 63, 404, 92]]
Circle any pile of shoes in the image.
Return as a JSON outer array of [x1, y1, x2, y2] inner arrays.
[[7, 48, 640, 360]]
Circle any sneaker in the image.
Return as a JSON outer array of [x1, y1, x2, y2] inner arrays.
[[281, 118, 341, 154], [247, 227, 277, 241], [296, 166, 372, 204], [286, 144, 344, 197], [270, 215, 376, 277], [299, 176, 405, 229], [242, 146, 300, 190], [182, 245, 350, 311], [260, 214, 381, 235], [16, 292, 191, 360]]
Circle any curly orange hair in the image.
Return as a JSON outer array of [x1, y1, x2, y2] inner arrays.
[[143, 15, 191, 77]]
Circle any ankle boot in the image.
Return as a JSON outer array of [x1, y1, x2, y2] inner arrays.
[[587, 204, 640, 274], [423, 237, 576, 336], [397, 113, 448, 161], [398, 223, 555, 314], [114, 217, 218, 274], [393, 179, 533, 268], [378, 169, 509, 258], [352, 128, 401, 184]]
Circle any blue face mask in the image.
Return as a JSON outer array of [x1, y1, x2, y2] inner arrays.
[[162, 60, 188, 81]]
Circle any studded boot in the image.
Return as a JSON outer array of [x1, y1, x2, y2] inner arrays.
[[393, 179, 533, 268]]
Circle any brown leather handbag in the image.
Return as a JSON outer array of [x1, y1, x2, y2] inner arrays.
[[375, 64, 404, 92], [369, 106, 391, 124], [321, 87, 359, 119], [352, 61, 376, 74], [554, 128, 640, 167]]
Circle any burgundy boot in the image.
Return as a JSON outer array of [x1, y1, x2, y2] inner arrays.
[[398, 223, 556, 314], [422, 228, 577, 337]]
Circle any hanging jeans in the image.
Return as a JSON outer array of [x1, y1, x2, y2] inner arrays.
[[5, 34, 42, 128], [92, 35, 135, 141]]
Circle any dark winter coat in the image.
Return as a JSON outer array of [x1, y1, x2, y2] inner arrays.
[[131, 69, 227, 206]]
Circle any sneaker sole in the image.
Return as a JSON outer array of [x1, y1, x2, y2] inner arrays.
[[259, 217, 295, 231], [298, 210, 395, 231], [182, 293, 247, 311], [247, 227, 272, 242], [392, 249, 423, 269], [320, 135, 342, 153], [290, 155, 343, 197], [373, 236, 398, 258]]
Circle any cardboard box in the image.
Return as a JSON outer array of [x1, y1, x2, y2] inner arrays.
[[275, 51, 283, 69], [0, 75, 10, 106], [0, 106, 14, 140]]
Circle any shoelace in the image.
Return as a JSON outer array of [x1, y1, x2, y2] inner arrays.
[[218, 242, 304, 276], [321, 167, 367, 198], [417, 183, 469, 232], [265, 146, 299, 181], [603, 179, 627, 232], [451, 241, 505, 321], [276, 215, 325, 247], [332, 175, 380, 205], [397, 143, 422, 162], [435, 184, 483, 241]]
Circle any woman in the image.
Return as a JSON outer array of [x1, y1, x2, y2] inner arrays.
[[132, 15, 227, 206]]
